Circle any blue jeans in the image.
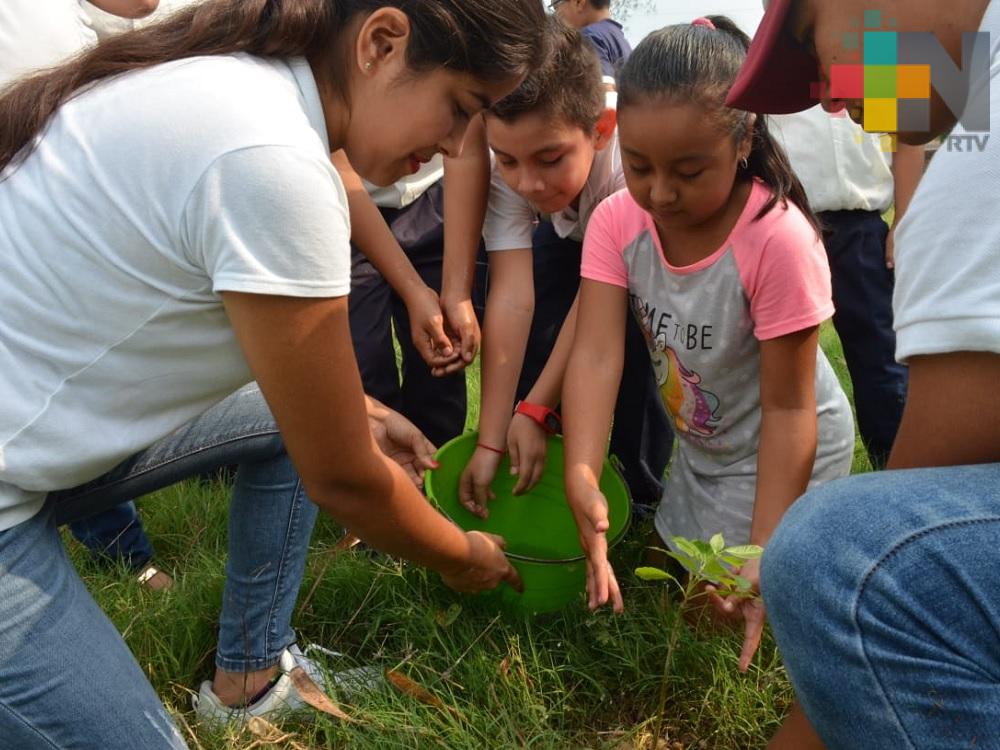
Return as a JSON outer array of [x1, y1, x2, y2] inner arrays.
[[68, 500, 155, 572], [0, 384, 319, 749], [762, 465, 1000, 748]]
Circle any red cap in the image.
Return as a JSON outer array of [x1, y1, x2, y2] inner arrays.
[[725, 0, 821, 114]]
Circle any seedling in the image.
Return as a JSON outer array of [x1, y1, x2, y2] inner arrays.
[[635, 534, 763, 749]]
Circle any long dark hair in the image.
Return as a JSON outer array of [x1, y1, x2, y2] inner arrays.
[[617, 15, 818, 231], [0, 0, 548, 171]]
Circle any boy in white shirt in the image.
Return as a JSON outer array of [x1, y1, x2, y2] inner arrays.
[[460, 18, 671, 516]]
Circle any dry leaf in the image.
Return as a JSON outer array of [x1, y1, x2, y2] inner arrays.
[[288, 666, 356, 723], [498, 657, 511, 677], [385, 669, 461, 718], [334, 534, 361, 552]]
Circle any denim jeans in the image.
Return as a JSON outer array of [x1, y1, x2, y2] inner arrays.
[[762, 465, 1000, 749], [0, 384, 319, 749], [68, 500, 155, 572]]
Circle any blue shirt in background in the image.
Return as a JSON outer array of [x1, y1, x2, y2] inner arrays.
[[581, 18, 631, 78]]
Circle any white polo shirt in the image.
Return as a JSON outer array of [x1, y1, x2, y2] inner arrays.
[[0, 0, 95, 87], [769, 106, 894, 214], [0, 54, 351, 531]]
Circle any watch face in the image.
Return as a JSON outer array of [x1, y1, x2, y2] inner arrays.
[[544, 413, 561, 434]]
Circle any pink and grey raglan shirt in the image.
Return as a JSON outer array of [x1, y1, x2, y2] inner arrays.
[[582, 181, 855, 547]]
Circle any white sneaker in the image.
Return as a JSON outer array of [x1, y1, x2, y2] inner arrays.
[[192, 643, 378, 728]]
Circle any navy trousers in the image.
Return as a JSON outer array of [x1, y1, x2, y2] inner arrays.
[[348, 182, 484, 447], [820, 209, 908, 468]]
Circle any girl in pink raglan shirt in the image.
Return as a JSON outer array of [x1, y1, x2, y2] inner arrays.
[[562, 17, 854, 683]]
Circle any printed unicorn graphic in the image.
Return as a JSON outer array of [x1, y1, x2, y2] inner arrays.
[[650, 346, 721, 438]]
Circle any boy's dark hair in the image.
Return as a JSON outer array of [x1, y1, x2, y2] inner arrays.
[[0, 0, 548, 172], [588, 0, 611, 9], [489, 16, 604, 133], [617, 15, 818, 231]]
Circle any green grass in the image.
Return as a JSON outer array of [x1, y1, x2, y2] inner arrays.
[[66, 323, 866, 749]]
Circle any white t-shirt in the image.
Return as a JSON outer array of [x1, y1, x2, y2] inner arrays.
[[483, 126, 624, 250], [769, 106, 894, 214], [365, 157, 444, 209], [0, 0, 95, 87], [0, 54, 351, 531], [893, 0, 1000, 361]]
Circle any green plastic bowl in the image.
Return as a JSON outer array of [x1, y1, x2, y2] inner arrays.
[[424, 433, 631, 614]]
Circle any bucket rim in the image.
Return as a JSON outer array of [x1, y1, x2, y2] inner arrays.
[[425, 434, 633, 565]]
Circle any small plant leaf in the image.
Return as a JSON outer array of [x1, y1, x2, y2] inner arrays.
[[723, 545, 764, 560], [732, 575, 753, 592], [635, 566, 673, 582], [672, 537, 704, 561], [691, 539, 715, 558], [709, 533, 725, 554], [664, 551, 700, 576]]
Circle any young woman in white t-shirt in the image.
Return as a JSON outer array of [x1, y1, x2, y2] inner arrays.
[[0, 1, 546, 746]]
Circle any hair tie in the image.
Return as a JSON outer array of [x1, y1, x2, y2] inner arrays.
[[692, 17, 716, 30]]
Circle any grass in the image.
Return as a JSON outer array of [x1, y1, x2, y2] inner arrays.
[[65, 323, 866, 749]]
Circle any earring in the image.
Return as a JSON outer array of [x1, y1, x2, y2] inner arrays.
[[364, 61, 373, 71], [740, 157, 749, 169]]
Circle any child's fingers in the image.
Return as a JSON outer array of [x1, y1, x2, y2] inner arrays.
[[738, 602, 766, 672]]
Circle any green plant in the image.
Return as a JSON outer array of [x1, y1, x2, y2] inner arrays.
[[635, 534, 763, 749]]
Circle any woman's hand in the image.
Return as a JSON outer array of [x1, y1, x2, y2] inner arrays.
[[439, 530, 523, 593], [705, 556, 766, 672], [569, 483, 623, 613], [366, 397, 438, 488], [507, 413, 548, 495], [458, 445, 504, 518], [436, 296, 481, 376], [405, 284, 462, 372]]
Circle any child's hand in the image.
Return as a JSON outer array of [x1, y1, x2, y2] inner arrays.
[[440, 296, 482, 372], [406, 285, 463, 373], [459, 446, 503, 518], [507, 414, 548, 495], [705, 556, 766, 672], [569, 484, 623, 613]]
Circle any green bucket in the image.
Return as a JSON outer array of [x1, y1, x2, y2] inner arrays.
[[424, 433, 631, 615]]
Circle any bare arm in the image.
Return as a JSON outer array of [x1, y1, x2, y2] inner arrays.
[[440, 116, 491, 368], [563, 279, 628, 611], [749, 327, 821, 546], [458, 249, 534, 516], [886, 143, 925, 268], [888, 352, 1000, 469], [521, 295, 579, 408], [330, 150, 456, 369], [87, 0, 159, 18], [221, 291, 519, 592]]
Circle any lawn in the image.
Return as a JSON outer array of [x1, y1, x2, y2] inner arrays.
[[65, 324, 867, 749]]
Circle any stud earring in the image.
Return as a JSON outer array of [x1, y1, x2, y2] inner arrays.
[[364, 61, 373, 71]]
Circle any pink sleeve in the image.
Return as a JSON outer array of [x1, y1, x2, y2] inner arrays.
[[581, 192, 630, 288], [737, 200, 834, 341]]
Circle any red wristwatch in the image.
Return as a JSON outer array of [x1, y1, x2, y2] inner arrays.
[[514, 401, 562, 435]]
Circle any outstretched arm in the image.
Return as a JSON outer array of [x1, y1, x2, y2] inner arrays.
[[564, 279, 628, 612], [330, 150, 458, 371]]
